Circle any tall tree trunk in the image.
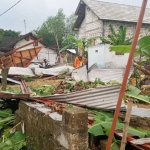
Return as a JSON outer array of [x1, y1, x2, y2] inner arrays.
[[55, 34, 60, 51]]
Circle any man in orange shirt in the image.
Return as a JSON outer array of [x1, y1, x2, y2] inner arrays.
[[74, 55, 83, 68]]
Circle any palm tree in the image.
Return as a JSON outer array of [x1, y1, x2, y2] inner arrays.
[[100, 25, 132, 46]]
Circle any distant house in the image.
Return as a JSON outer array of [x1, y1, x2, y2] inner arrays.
[[74, 0, 150, 68], [0, 32, 57, 65], [60, 49, 76, 64]]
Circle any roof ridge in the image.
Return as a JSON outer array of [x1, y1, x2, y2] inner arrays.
[[88, 0, 150, 10]]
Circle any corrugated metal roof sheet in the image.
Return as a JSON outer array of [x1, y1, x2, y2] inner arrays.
[[88, 68, 133, 82], [37, 85, 126, 111], [131, 107, 150, 118], [82, 0, 150, 24]]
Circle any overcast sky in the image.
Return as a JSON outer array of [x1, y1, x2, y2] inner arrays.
[[0, 0, 150, 34]]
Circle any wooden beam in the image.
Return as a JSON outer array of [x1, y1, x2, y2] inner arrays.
[[11, 54, 16, 66], [24, 46, 43, 67], [19, 51, 24, 67], [14, 55, 31, 60], [28, 49, 32, 59]]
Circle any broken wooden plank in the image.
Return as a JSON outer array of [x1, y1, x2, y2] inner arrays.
[[0, 92, 30, 99]]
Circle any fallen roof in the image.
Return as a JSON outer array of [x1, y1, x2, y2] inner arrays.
[[36, 85, 126, 111], [74, 0, 150, 29]]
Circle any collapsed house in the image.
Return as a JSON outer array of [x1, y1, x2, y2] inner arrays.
[[0, 32, 57, 68]]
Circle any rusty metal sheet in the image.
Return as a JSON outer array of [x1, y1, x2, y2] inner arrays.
[[130, 138, 150, 145], [35, 85, 126, 111], [0, 93, 30, 99]]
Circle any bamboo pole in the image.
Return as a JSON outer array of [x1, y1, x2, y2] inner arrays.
[[106, 1, 148, 150], [120, 99, 133, 150]]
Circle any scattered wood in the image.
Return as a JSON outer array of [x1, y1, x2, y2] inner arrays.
[[133, 63, 150, 75], [0, 92, 30, 99], [141, 85, 150, 89]]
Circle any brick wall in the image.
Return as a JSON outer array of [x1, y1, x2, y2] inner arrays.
[[77, 7, 150, 40], [78, 6, 103, 39], [15, 101, 88, 150]]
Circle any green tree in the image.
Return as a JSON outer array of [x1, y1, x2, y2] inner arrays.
[[100, 25, 132, 45], [65, 14, 77, 38], [34, 24, 56, 46], [34, 9, 65, 49], [0, 29, 20, 43], [60, 34, 91, 57]]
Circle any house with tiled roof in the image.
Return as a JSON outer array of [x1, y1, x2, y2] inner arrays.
[[74, 0, 150, 68], [74, 0, 150, 39]]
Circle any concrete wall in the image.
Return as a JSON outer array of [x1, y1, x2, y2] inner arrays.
[[88, 44, 129, 68], [15, 39, 57, 64], [103, 20, 150, 39], [78, 6, 103, 39], [104, 44, 129, 68], [77, 6, 150, 39], [15, 101, 88, 150]]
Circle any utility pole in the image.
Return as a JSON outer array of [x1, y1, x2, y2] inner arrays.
[[24, 19, 26, 34]]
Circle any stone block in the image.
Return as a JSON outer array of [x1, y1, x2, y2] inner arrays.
[[62, 107, 88, 132], [15, 101, 88, 150]]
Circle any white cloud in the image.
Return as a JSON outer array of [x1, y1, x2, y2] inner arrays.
[[0, 0, 150, 34]]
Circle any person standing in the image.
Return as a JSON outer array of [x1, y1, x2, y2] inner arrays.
[[74, 55, 83, 68]]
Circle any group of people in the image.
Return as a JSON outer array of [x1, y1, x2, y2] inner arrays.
[[74, 54, 88, 69]]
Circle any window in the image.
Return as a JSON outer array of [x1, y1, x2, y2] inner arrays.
[[115, 52, 124, 55]]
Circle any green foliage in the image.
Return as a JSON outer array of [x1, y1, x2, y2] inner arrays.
[[33, 25, 56, 46], [107, 80, 121, 85], [110, 35, 150, 62], [65, 14, 77, 38], [0, 130, 26, 150], [34, 9, 65, 47], [32, 85, 55, 96], [125, 85, 150, 104], [88, 110, 147, 140], [6, 87, 22, 94], [100, 25, 132, 46], [0, 29, 20, 43], [68, 104, 73, 109], [60, 34, 92, 54], [94, 78, 105, 85], [0, 109, 14, 130]]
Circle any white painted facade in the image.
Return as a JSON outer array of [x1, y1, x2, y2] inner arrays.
[[14, 39, 57, 64], [88, 44, 129, 68]]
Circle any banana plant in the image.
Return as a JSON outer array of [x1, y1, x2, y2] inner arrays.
[[88, 110, 149, 150], [109, 35, 150, 62], [100, 25, 132, 46]]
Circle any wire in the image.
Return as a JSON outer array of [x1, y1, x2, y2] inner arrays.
[[0, 0, 22, 17]]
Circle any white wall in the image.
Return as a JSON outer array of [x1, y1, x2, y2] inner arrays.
[[14, 39, 57, 64], [88, 44, 129, 68], [104, 44, 129, 68]]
